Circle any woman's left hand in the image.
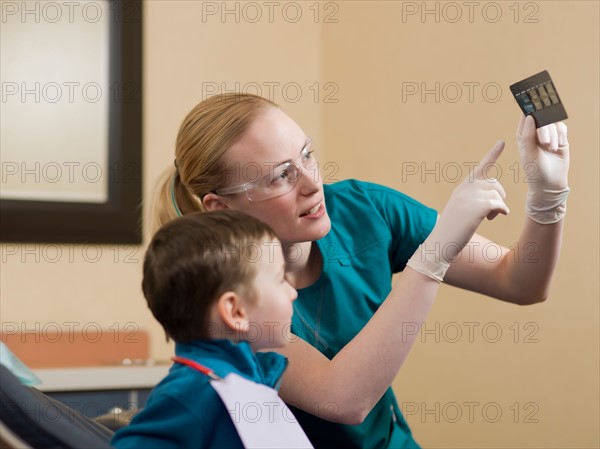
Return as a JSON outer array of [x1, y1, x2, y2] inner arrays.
[[516, 115, 570, 192]]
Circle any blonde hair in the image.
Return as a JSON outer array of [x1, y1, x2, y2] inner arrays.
[[151, 93, 277, 233]]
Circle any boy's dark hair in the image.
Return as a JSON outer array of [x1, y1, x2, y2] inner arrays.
[[142, 210, 278, 342]]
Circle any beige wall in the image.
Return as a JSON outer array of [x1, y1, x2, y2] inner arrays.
[[1, 1, 598, 448]]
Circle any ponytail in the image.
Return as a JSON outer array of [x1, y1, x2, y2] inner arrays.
[[150, 165, 204, 234]]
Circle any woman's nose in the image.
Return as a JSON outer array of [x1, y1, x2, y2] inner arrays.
[[297, 163, 321, 193]]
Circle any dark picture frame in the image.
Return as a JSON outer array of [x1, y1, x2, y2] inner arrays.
[[0, 0, 143, 244]]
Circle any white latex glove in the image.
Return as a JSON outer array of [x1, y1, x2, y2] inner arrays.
[[517, 115, 570, 224], [407, 141, 509, 282]]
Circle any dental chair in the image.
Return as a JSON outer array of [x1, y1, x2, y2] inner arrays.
[[0, 364, 115, 448]]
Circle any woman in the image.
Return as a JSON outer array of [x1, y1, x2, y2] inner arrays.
[[152, 93, 569, 448]]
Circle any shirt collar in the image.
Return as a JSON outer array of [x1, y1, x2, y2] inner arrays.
[[174, 339, 288, 389]]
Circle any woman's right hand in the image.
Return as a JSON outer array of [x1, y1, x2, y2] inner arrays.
[[427, 140, 510, 263]]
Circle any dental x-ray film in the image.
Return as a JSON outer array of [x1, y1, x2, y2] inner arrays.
[[510, 70, 567, 128]]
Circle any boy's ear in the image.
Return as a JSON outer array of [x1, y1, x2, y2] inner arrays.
[[202, 193, 229, 211], [216, 291, 251, 332]]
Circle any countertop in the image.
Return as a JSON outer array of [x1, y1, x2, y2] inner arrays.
[[33, 364, 170, 392]]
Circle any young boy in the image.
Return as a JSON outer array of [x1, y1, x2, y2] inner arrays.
[[111, 210, 310, 448]]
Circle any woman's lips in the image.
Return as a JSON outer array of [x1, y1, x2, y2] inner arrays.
[[300, 202, 325, 218]]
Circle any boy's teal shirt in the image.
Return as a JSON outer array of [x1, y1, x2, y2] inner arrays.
[[290, 179, 438, 449], [111, 339, 288, 449]]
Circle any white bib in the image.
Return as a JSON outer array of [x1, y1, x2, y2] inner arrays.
[[210, 373, 314, 449]]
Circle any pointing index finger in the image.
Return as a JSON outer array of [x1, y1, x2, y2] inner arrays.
[[474, 140, 505, 180]]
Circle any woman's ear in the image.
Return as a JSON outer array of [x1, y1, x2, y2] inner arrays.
[[202, 193, 229, 211], [215, 291, 251, 333]]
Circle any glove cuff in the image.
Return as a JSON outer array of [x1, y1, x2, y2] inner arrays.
[[526, 187, 570, 224], [406, 243, 451, 283]]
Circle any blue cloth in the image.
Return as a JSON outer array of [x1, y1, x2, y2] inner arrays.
[[111, 340, 288, 449], [290, 179, 438, 449], [0, 342, 41, 387]]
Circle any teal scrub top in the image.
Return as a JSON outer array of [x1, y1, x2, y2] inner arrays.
[[290, 179, 438, 449]]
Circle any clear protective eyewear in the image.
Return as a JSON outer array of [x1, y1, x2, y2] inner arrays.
[[214, 138, 316, 202]]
